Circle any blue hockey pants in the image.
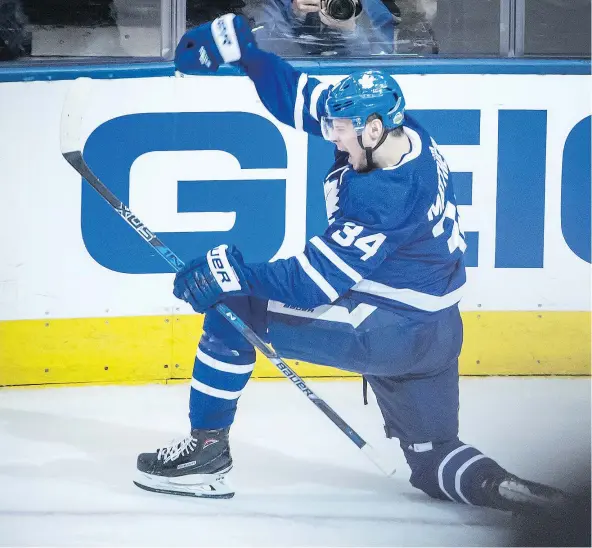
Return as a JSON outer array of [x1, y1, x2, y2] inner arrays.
[[188, 296, 507, 505]]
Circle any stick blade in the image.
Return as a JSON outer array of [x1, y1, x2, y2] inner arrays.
[[360, 444, 397, 477], [60, 77, 93, 155]]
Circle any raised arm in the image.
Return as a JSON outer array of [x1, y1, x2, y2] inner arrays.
[[239, 48, 331, 137], [174, 13, 331, 137]]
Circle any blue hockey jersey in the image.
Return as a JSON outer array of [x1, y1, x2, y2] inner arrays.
[[239, 50, 467, 317]]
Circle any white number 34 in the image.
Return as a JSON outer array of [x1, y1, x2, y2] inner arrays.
[[331, 222, 386, 261]]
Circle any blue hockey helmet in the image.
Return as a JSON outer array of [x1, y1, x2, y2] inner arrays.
[[321, 70, 406, 140]]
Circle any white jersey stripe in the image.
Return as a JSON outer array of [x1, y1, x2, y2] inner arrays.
[[352, 280, 464, 312], [295, 253, 339, 302], [310, 236, 363, 283], [267, 301, 376, 328], [310, 81, 331, 121], [294, 74, 308, 131], [196, 348, 255, 374], [383, 127, 423, 171], [190, 377, 243, 400], [325, 165, 349, 181]]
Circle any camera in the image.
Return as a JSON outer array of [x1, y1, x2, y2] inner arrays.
[[321, 0, 359, 21]]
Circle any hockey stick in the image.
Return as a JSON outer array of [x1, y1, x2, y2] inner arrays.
[[60, 77, 395, 477]]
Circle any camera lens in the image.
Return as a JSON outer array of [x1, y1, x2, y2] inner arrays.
[[325, 0, 356, 20]]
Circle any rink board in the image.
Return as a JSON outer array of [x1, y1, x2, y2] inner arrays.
[[0, 311, 590, 387], [0, 63, 590, 386]]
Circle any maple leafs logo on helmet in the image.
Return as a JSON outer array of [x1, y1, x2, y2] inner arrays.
[[323, 70, 406, 135], [359, 73, 376, 90]]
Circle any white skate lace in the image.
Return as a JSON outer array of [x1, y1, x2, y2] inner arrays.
[[157, 435, 198, 464]]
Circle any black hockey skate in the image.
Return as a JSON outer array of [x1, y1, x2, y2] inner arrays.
[[481, 474, 570, 515], [134, 427, 234, 499]]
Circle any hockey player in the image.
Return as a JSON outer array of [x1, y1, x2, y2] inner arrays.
[[134, 14, 568, 513]]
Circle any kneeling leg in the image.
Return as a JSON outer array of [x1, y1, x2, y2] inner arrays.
[[401, 438, 507, 506], [366, 365, 570, 512]]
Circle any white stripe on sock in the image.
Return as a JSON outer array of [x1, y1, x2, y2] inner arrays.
[[191, 377, 243, 400], [437, 444, 471, 501], [197, 348, 255, 375], [455, 454, 486, 505]]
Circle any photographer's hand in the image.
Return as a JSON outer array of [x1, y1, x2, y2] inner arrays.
[[292, 0, 322, 16]]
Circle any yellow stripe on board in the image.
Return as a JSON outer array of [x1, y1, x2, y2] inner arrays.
[[0, 312, 590, 387]]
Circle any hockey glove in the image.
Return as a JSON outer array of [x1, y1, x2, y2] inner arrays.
[[173, 245, 250, 313], [175, 13, 256, 74]]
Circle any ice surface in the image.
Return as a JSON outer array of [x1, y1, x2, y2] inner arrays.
[[0, 378, 589, 547]]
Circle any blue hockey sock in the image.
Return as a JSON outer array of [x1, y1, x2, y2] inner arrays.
[[403, 439, 507, 505], [189, 340, 256, 430], [433, 442, 505, 504]]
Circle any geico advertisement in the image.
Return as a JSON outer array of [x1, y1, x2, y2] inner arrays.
[[0, 74, 590, 320]]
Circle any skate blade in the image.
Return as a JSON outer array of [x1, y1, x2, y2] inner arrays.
[[134, 467, 234, 499], [500, 481, 566, 509]]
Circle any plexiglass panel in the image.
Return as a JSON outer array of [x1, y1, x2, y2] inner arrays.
[[0, 0, 162, 60], [524, 0, 591, 57], [183, 0, 502, 57]]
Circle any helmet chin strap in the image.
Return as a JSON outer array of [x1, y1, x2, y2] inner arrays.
[[357, 130, 389, 172]]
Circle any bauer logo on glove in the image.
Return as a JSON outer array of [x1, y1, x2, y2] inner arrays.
[[206, 245, 243, 292], [173, 244, 250, 313]]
